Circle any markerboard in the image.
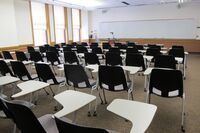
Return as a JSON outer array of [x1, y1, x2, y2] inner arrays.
[[99, 19, 197, 39]]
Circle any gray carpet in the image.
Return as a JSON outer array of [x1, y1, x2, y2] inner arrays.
[[0, 54, 200, 133]]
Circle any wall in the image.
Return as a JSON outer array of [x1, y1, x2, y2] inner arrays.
[[81, 9, 89, 41], [88, 3, 200, 52]]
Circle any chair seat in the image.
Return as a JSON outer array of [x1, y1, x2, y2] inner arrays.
[[102, 81, 131, 91], [21, 74, 38, 81], [38, 114, 72, 133], [47, 77, 65, 85]]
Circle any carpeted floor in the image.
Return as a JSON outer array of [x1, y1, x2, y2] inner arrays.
[[0, 54, 200, 133]]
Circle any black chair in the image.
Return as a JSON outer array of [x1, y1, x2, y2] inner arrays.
[[114, 43, 122, 48], [2, 51, 13, 59], [54, 44, 60, 49], [126, 47, 139, 54], [106, 52, 122, 66], [154, 55, 176, 69], [63, 46, 72, 52], [77, 46, 88, 53], [0, 52, 3, 58], [109, 48, 120, 54], [61, 43, 66, 47], [48, 46, 59, 56], [98, 65, 133, 104], [64, 51, 79, 65], [147, 68, 185, 132], [169, 48, 185, 63], [71, 42, 78, 47], [64, 64, 97, 115], [81, 42, 88, 46], [146, 48, 161, 62], [0, 60, 14, 76], [39, 46, 47, 53], [27, 46, 35, 53], [30, 51, 44, 62], [172, 45, 184, 50], [35, 63, 65, 96], [55, 117, 114, 133], [15, 51, 28, 61], [148, 45, 161, 50], [46, 51, 61, 65], [5, 100, 59, 133], [127, 42, 136, 47], [90, 42, 98, 48], [85, 53, 100, 65], [135, 45, 144, 50], [102, 43, 111, 50], [92, 47, 103, 54], [125, 53, 146, 71], [10, 61, 37, 81], [120, 44, 128, 50]]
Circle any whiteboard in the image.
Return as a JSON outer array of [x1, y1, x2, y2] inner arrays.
[[99, 19, 197, 39]]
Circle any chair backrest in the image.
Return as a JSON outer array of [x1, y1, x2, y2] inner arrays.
[[135, 45, 144, 50], [39, 46, 46, 53], [109, 47, 120, 54], [77, 46, 88, 53], [61, 43, 66, 47], [55, 117, 108, 133], [81, 42, 88, 46], [0, 52, 3, 58], [114, 43, 122, 48], [148, 45, 161, 50], [46, 51, 61, 65], [125, 53, 146, 71], [149, 68, 183, 97], [15, 51, 28, 61], [63, 46, 72, 52], [35, 63, 58, 84], [10, 61, 32, 80], [0, 97, 13, 119], [48, 46, 59, 56], [154, 55, 176, 69], [84, 53, 100, 65], [92, 47, 103, 54], [0, 60, 14, 76], [106, 52, 122, 66], [99, 65, 128, 91], [5, 101, 46, 133], [64, 64, 91, 88], [90, 42, 98, 48], [126, 47, 139, 54], [71, 42, 78, 47], [64, 51, 79, 64], [169, 48, 184, 59], [54, 44, 60, 49], [172, 45, 184, 50], [30, 51, 44, 62], [120, 44, 127, 49], [127, 42, 136, 47], [2, 51, 13, 59], [27, 46, 35, 53], [102, 43, 111, 49], [146, 48, 161, 57]]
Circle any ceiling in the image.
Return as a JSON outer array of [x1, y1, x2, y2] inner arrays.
[[32, 0, 200, 9]]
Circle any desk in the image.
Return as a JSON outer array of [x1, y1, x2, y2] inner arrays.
[[12, 80, 49, 104], [54, 90, 96, 118], [107, 99, 157, 133], [0, 76, 20, 98]]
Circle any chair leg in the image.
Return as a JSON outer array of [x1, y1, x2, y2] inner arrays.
[[12, 124, 16, 133], [98, 91, 104, 104], [102, 89, 107, 104], [93, 98, 98, 116], [131, 91, 134, 100], [49, 86, 55, 96], [43, 88, 49, 95], [181, 95, 186, 132]]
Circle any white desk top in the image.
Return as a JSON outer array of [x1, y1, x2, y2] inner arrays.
[[0, 76, 20, 86], [54, 90, 96, 118], [12, 80, 49, 98], [85, 65, 141, 75], [107, 99, 157, 133], [144, 67, 175, 75], [143, 55, 183, 63]]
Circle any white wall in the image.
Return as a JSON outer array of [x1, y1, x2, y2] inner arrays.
[[0, 0, 33, 47], [14, 0, 33, 45], [81, 9, 89, 40], [0, 0, 18, 47], [89, 3, 200, 39]]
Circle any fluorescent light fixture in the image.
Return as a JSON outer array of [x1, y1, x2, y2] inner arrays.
[[55, 0, 103, 8]]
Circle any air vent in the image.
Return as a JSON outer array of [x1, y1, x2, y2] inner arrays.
[[122, 1, 130, 5]]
